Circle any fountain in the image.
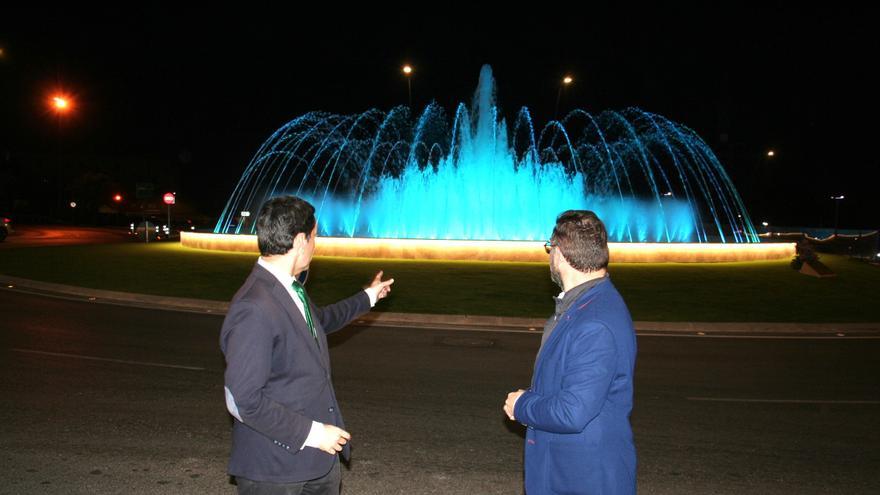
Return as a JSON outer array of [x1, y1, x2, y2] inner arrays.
[[184, 66, 793, 262]]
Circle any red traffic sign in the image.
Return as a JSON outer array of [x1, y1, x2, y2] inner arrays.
[[163, 193, 176, 205]]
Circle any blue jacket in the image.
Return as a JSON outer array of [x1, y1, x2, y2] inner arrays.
[[220, 263, 370, 482], [514, 278, 637, 494]]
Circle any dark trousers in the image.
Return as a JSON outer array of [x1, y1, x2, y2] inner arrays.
[[236, 458, 341, 495]]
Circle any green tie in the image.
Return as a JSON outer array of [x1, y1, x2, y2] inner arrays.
[[291, 281, 318, 345]]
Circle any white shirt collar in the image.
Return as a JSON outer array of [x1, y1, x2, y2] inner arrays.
[[257, 257, 295, 288]]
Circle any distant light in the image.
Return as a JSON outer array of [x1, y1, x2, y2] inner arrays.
[[240, 211, 251, 217], [402, 65, 413, 75], [70, 202, 77, 208], [766, 150, 775, 157], [51, 95, 72, 113], [113, 194, 122, 202], [761, 222, 769, 227], [830, 195, 845, 200], [190, 226, 196, 231], [563, 76, 573, 85], [663, 191, 673, 197]]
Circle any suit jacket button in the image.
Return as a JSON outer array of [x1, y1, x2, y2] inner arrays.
[[328, 407, 334, 413]]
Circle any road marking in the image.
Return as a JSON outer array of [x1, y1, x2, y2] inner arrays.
[[686, 397, 880, 405], [11, 348, 206, 371]]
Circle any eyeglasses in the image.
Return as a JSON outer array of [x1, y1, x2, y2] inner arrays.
[[543, 241, 556, 254]]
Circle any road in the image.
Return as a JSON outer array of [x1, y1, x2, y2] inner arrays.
[[0, 290, 878, 494], [0, 225, 131, 248]]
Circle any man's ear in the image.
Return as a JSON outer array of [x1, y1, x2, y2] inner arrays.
[[555, 248, 571, 269], [292, 232, 307, 251]]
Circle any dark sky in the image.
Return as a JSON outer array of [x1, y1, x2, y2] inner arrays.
[[1, 5, 878, 229]]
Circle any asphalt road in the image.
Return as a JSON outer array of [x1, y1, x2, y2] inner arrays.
[[0, 225, 131, 249], [1, 291, 878, 494]]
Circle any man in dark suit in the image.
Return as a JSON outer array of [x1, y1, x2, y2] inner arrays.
[[504, 210, 637, 494], [220, 195, 394, 494]]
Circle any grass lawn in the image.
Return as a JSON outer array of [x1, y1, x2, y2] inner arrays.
[[1, 242, 877, 322]]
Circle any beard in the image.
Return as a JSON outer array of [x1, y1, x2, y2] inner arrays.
[[549, 256, 563, 290]]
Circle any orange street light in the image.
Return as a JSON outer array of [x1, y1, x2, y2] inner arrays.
[[113, 194, 123, 203], [50, 94, 73, 114], [402, 65, 414, 108], [555, 74, 574, 118]]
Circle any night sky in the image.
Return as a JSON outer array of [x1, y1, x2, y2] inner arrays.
[[1, 5, 877, 229]]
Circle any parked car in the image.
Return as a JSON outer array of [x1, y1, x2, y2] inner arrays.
[[0, 215, 12, 242]]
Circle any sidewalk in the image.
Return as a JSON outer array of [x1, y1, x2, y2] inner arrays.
[[3, 273, 879, 337]]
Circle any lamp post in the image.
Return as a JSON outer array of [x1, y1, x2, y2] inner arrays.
[[555, 75, 573, 119], [830, 195, 845, 236], [113, 193, 123, 226], [49, 92, 74, 219], [402, 65, 413, 109]]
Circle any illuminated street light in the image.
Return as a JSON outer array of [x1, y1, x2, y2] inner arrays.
[[555, 74, 574, 118], [766, 150, 775, 157], [402, 64, 414, 108], [113, 194, 123, 202], [51, 95, 72, 114]]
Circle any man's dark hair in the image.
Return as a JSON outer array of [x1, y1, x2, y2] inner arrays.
[[551, 210, 609, 272], [255, 196, 316, 256]]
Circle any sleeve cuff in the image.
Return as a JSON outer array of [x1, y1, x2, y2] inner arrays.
[[363, 288, 378, 307], [302, 421, 324, 450]]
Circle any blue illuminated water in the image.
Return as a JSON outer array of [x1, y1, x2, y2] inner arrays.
[[216, 65, 757, 243]]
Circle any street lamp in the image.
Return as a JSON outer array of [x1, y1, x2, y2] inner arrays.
[[830, 195, 845, 236], [555, 75, 573, 118], [49, 91, 75, 218], [402, 65, 413, 109], [766, 150, 775, 157]]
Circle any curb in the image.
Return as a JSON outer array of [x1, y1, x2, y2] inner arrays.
[[3, 274, 879, 336]]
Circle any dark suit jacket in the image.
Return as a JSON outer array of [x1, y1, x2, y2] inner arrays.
[[514, 279, 637, 495], [220, 263, 371, 483]]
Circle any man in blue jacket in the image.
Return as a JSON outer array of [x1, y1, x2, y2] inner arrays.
[[504, 210, 637, 494], [221, 196, 394, 494]]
